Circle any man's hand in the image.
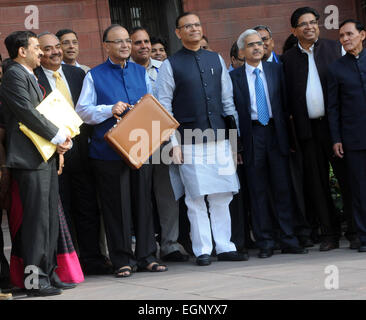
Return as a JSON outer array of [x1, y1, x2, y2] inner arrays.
[[172, 146, 183, 164], [112, 101, 129, 115], [333, 142, 344, 158], [237, 152, 243, 165], [57, 136, 72, 155]]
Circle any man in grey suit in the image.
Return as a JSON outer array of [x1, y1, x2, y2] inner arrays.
[[1, 31, 71, 296]]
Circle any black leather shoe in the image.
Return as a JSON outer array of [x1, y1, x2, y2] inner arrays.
[[273, 242, 281, 251], [161, 250, 189, 262], [258, 249, 273, 259], [358, 244, 366, 252], [281, 247, 308, 254], [26, 284, 62, 297], [349, 238, 361, 250], [196, 254, 211, 266], [50, 272, 77, 290], [299, 237, 314, 248], [239, 249, 250, 261], [51, 280, 77, 290], [319, 241, 339, 251], [217, 251, 249, 261]]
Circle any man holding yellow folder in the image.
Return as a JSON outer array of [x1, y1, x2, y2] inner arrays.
[[0, 31, 71, 296]]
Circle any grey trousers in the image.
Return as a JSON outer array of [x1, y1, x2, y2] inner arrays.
[[152, 163, 181, 257]]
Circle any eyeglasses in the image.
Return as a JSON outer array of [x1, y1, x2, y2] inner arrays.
[[61, 40, 79, 46], [105, 39, 132, 45], [247, 41, 264, 48], [177, 22, 201, 31], [261, 36, 272, 42], [296, 20, 318, 28], [234, 56, 245, 62]]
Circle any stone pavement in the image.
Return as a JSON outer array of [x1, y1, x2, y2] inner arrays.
[[2, 213, 366, 300]]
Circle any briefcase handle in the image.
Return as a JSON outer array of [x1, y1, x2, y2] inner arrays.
[[113, 103, 134, 122]]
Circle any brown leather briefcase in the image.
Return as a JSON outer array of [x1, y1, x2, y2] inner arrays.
[[104, 94, 179, 169]]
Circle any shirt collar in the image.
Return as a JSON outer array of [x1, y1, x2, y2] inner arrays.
[[108, 57, 127, 69], [61, 60, 81, 67], [298, 42, 315, 53], [267, 52, 274, 62], [19, 63, 35, 75], [245, 61, 264, 74], [41, 65, 63, 77]]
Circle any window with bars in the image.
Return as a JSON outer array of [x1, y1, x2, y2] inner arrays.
[[108, 0, 182, 55]]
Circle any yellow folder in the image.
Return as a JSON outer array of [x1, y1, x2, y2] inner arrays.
[[19, 89, 83, 162]]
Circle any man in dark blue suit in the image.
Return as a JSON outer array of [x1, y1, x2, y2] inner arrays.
[[327, 19, 366, 252], [230, 29, 307, 258]]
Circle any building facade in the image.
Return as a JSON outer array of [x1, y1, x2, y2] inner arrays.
[[0, 0, 364, 67]]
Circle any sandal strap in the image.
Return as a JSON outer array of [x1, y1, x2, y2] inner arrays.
[[151, 263, 167, 272]]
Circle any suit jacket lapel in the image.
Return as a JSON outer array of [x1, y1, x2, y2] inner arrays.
[[62, 65, 76, 105], [236, 65, 252, 114], [34, 67, 52, 97], [26, 71, 44, 102], [262, 62, 273, 104]]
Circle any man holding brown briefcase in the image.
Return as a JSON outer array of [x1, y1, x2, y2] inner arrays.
[[76, 24, 167, 277]]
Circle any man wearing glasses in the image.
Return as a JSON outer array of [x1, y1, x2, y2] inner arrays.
[[76, 24, 168, 277], [157, 12, 245, 266], [253, 25, 280, 63], [230, 29, 307, 259], [282, 7, 356, 251], [56, 29, 90, 74]]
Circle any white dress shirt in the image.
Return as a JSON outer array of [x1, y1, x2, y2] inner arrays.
[[298, 42, 325, 119], [244, 61, 273, 120], [41, 65, 73, 97], [76, 58, 152, 125]]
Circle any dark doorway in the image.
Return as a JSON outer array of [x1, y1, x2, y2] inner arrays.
[[109, 0, 183, 55]]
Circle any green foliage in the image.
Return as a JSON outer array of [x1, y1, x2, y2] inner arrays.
[[329, 166, 343, 215]]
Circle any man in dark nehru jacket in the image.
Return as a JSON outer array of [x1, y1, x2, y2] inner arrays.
[[327, 19, 366, 252], [282, 7, 357, 251], [157, 12, 246, 266]]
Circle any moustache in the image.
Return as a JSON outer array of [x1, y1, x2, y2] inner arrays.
[[50, 53, 62, 58], [253, 50, 262, 54]]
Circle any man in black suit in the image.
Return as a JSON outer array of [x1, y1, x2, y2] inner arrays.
[[281, 7, 356, 251], [254, 24, 312, 248], [1, 31, 72, 296], [327, 19, 366, 252], [35, 32, 112, 275], [230, 29, 307, 258]]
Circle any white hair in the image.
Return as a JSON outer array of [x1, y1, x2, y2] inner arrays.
[[237, 29, 262, 50]]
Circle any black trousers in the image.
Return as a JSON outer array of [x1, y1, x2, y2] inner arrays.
[[229, 161, 252, 251], [12, 157, 59, 286], [92, 160, 156, 270], [345, 149, 366, 244], [299, 118, 355, 241], [58, 168, 103, 261], [245, 123, 299, 250]]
